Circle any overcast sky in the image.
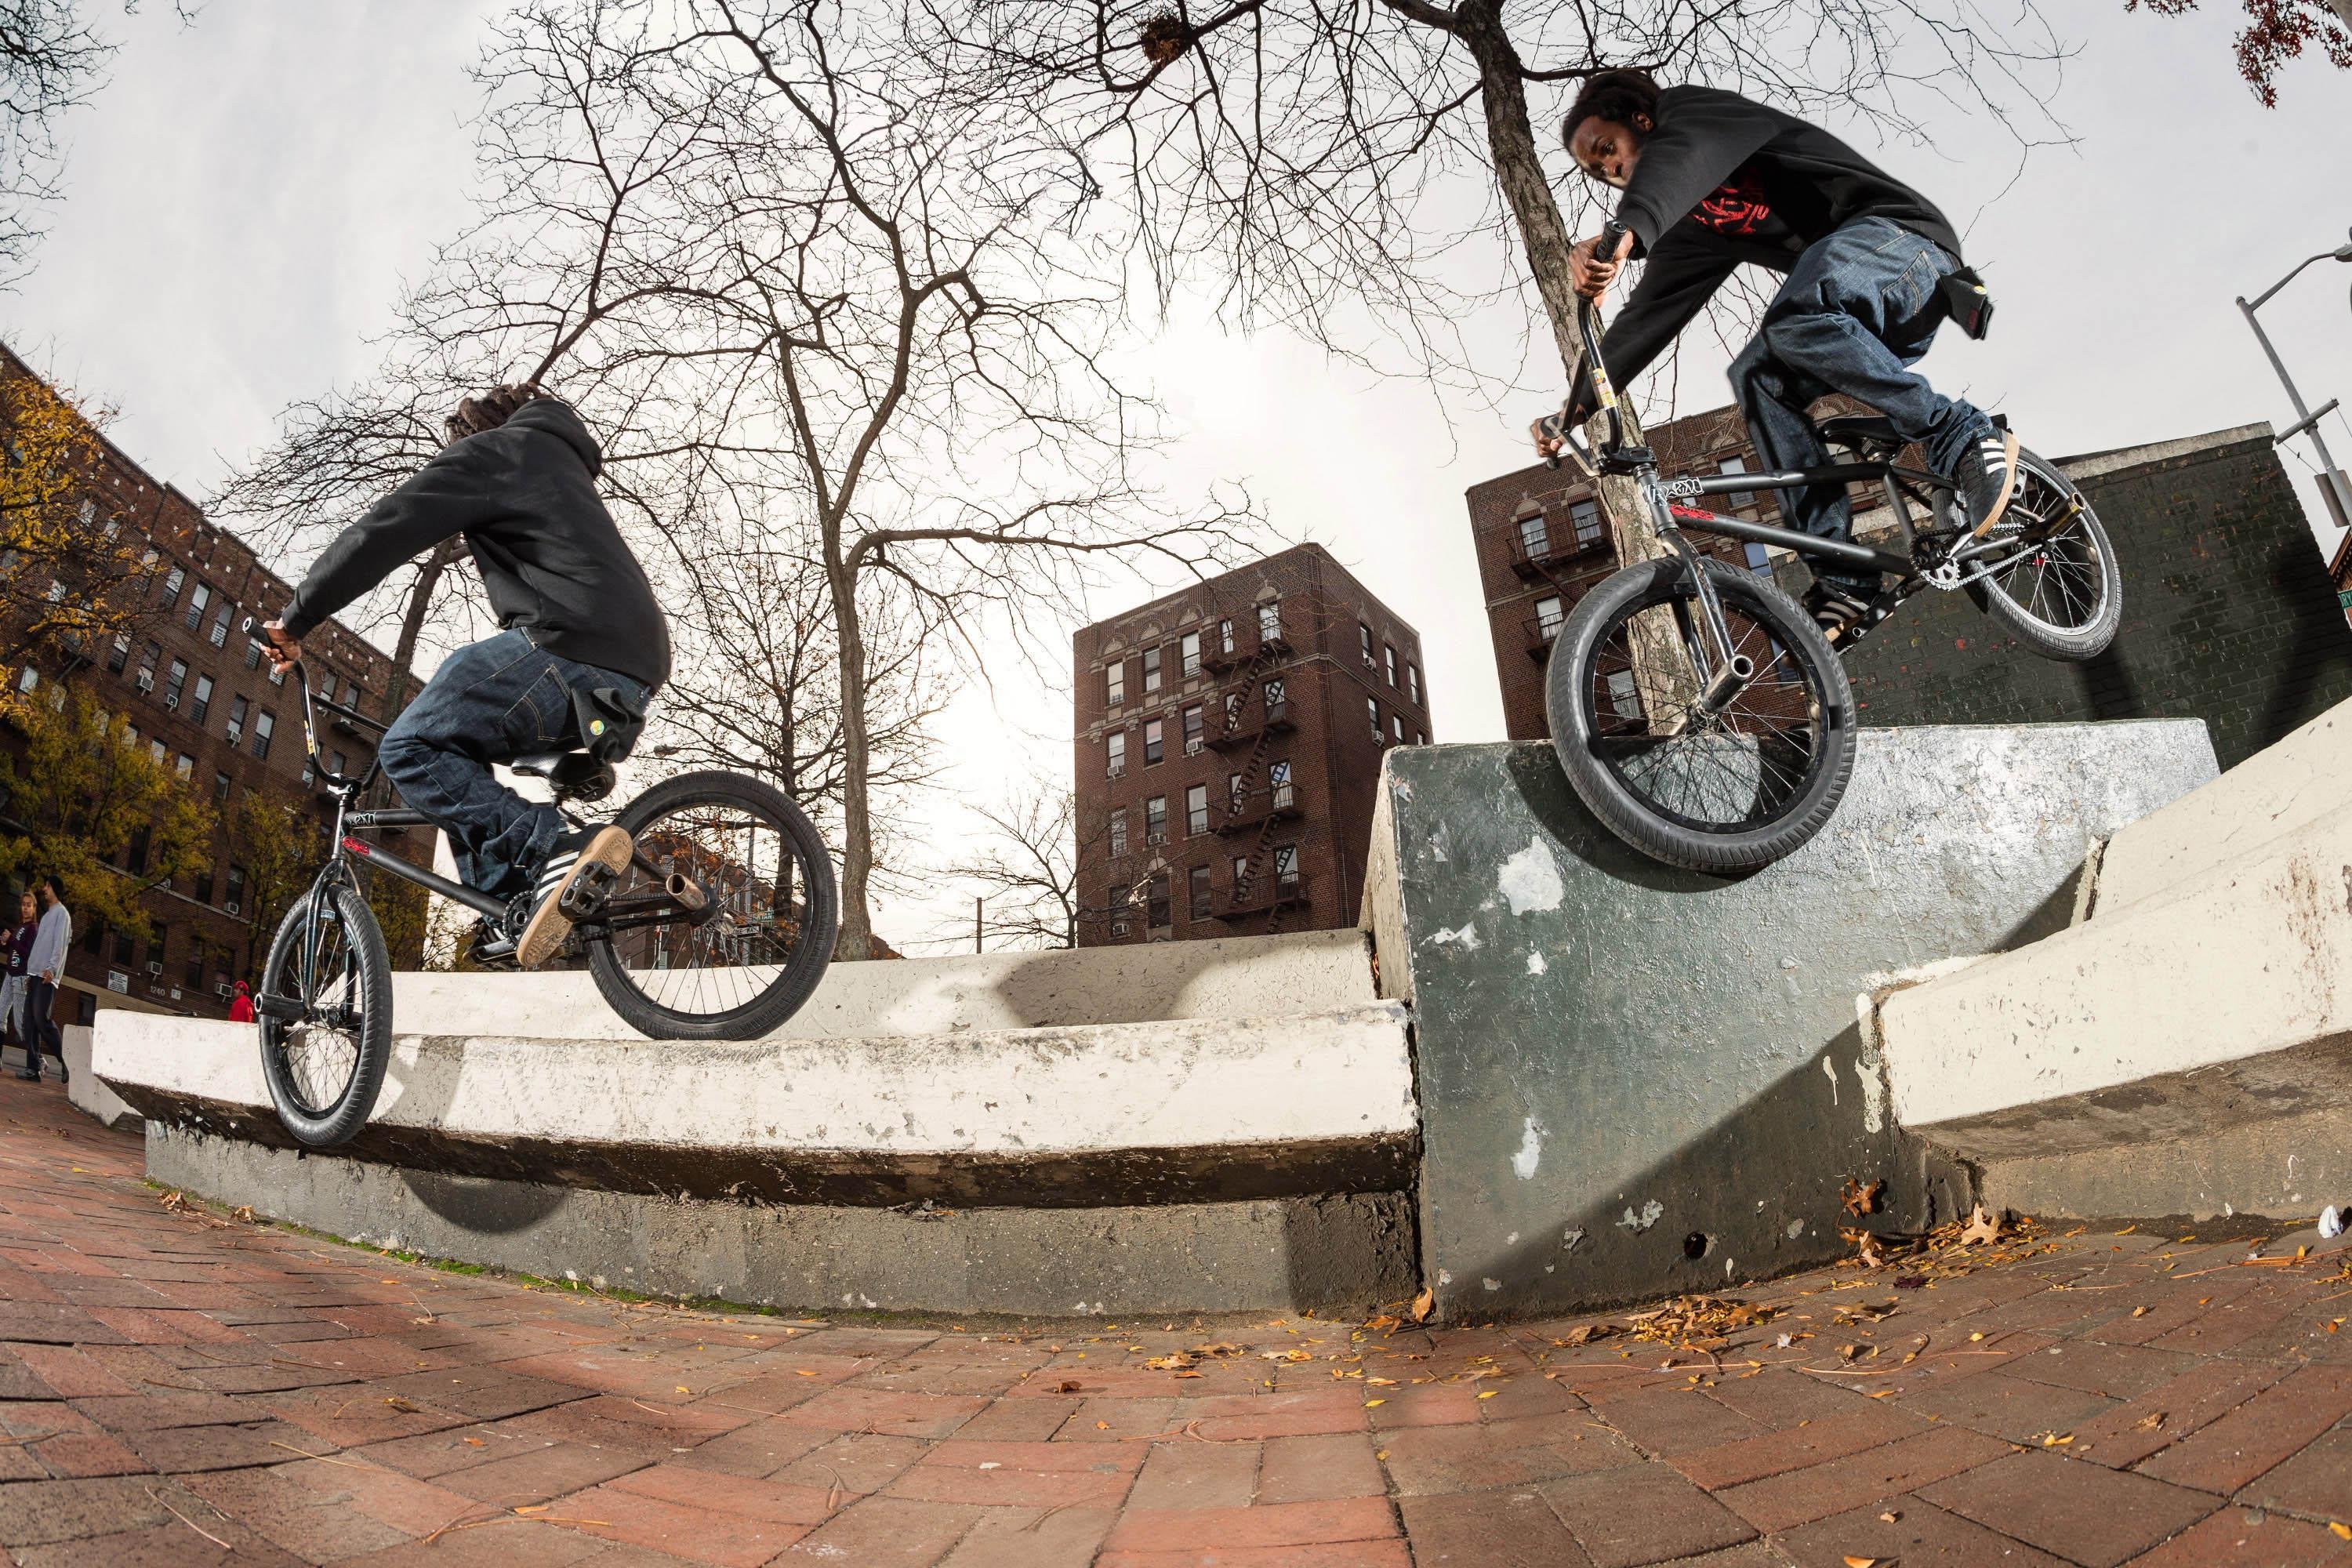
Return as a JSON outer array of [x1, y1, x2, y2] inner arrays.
[[9, 0, 2351, 952]]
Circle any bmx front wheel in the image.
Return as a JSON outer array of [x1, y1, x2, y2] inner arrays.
[[1544, 557, 1857, 874], [256, 880, 393, 1149], [585, 770, 838, 1040], [1962, 447, 2122, 661]]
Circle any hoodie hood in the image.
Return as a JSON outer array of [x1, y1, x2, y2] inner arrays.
[[503, 397, 604, 480]]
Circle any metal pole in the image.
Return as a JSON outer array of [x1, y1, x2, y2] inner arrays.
[[975, 897, 982, 954], [2238, 292, 2352, 525]]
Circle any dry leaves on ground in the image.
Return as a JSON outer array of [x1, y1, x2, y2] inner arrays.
[[1842, 1177, 1886, 1217], [1622, 1296, 1778, 1351]]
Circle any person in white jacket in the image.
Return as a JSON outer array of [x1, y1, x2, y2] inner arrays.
[[17, 876, 68, 1084]]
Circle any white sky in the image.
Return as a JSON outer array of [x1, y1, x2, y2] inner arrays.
[[9, 0, 2352, 953]]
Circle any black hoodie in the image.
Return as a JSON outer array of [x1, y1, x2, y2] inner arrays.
[[281, 398, 671, 691], [1596, 85, 1965, 394]]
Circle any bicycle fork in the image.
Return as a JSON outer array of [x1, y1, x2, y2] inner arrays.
[[1650, 485, 1755, 726]]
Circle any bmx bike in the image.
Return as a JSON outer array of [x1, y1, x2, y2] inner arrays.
[[1536, 224, 2122, 874], [245, 622, 838, 1149]]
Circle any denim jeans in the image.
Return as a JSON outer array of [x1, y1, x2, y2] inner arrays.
[[1726, 216, 1996, 591], [379, 630, 649, 902]]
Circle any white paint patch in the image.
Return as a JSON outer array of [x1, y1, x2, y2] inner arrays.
[[1428, 922, 1481, 952], [1821, 1055, 1839, 1105], [1510, 1118, 1544, 1181], [1497, 838, 1566, 916], [1506, 1232, 1520, 1246], [1562, 1228, 1585, 1252], [1617, 1200, 1664, 1233], [1858, 1054, 1887, 1134], [1483, 1278, 1502, 1292], [1526, 952, 1547, 976], [1438, 1269, 1454, 1286], [1785, 1218, 1804, 1240], [1725, 1258, 1736, 1278]]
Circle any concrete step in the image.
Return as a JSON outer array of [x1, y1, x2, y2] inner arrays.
[[387, 926, 1375, 1040]]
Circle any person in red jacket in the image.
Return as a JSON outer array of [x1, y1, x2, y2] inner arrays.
[[227, 981, 255, 1025]]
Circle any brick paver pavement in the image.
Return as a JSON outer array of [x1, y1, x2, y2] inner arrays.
[[6, 1083, 2352, 1566]]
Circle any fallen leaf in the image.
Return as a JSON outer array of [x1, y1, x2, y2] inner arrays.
[[1094, 1421, 1109, 1430], [2332, 1522, 2351, 1541], [1409, 1288, 1435, 1323], [1144, 1355, 1194, 1372], [673, 1386, 690, 1395], [1363, 1399, 1386, 1407], [1476, 1390, 1498, 1399], [1841, 1177, 1886, 1217], [1844, 1556, 1886, 1568], [1375, 1449, 1389, 1461], [461, 1438, 485, 1448], [1879, 1511, 1901, 1523], [2115, 1225, 2136, 1235], [1056, 1381, 1082, 1394], [2133, 1412, 2165, 1431], [383, 1397, 420, 1414], [1367, 1377, 1398, 1386], [2130, 1305, 2149, 1318], [1961, 1205, 2001, 1247]]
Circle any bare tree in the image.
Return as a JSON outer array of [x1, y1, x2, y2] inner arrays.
[[943, 780, 1089, 949]]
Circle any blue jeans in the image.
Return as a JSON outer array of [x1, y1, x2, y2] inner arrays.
[[379, 630, 648, 902], [1727, 217, 1996, 591]]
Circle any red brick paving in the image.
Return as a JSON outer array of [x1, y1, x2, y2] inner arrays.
[[9, 1087, 2352, 1563]]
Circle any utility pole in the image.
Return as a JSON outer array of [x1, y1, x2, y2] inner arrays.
[[2238, 230, 2352, 533], [974, 897, 983, 954]]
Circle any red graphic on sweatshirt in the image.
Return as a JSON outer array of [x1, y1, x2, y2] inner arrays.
[[1693, 169, 1772, 237]]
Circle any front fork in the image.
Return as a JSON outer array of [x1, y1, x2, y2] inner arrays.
[[1646, 486, 1754, 721]]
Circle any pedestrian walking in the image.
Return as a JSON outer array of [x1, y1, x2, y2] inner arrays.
[[0, 891, 31, 1064], [227, 981, 254, 1024], [18, 877, 69, 1085]]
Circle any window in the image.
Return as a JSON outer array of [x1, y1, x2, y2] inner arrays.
[[1145, 873, 1171, 928], [244, 637, 263, 670], [1185, 784, 1208, 836], [1406, 662, 1421, 705], [1218, 619, 1234, 655], [1258, 601, 1281, 642], [343, 677, 360, 706], [80, 920, 103, 956], [1270, 758, 1294, 810], [1535, 595, 1565, 640], [1143, 718, 1164, 765], [1108, 811, 1128, 858], [125, 826, 151, 875], [212, 771, 230, 804], [13, 666, 32, 694], [209, 602, 231, 648], [1718, 455, 1756, 510], [148, 739, 165, 767], [1142, 647, 1162, 694], [1606, 670, 1643, 720], [252, 710, 274, 760], [1189, 864, 1212, 920], [328, 750, 347, 778], [1392, 714, 1406, 743], [113, 931, 133, 966], [1367, 696, 1381, 740], [1109, 880, 1133, 916], [1228, 771, 1244, 808], [137, 641, 160, 689], [1264, 677, 1285, 713], [224, 865, 246, 913], [1518, 514, 1550, 558], [302, 758, 314, 787], [1106, 662, 1125, 707], [190, 674, 213, 726], [159, 565, 184, 606], [106, 634, 129, 674], [1744, 541, 1773, 576], [1181, 704, 1203, 755], [1144, 795, 1167, 841], [183, 583, 210, 631], [1231, 855, 1248, 887], [1385, 644, 1398, 687], [1274, 844, 1300, 895], [1571, 499, 1603, 547], [1180, 631, 1200, 678], [1106, 730, 1126, 776], [227, 693, 249, 742], [151, 926, 168, 971], [164, 659, 187, 709], [1359, 622, 1374, 663], [185, 944, 205, 989], [174, 753, 193, 782]]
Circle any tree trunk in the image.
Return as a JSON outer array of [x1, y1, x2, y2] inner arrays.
[[382, 539, 464, 724], [1453, 2, 1695, 722], [827, 557, 876, 961]]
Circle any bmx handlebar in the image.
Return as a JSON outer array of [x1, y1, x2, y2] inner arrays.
[[1542, 221, 1632, 470]]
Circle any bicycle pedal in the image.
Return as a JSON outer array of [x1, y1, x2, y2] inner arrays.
[[559, 862, 619, 920]]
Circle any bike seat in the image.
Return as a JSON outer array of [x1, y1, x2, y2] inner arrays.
[[512, 751, 617, 801], [1817, 415, 1904, 452]]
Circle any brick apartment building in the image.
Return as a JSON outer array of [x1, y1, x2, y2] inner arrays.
[[0, 345, 428, 1029], [1468, 401, 2352, 768], [1072, 543, 1429, 946]]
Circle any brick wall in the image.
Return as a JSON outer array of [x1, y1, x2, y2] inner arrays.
[[1838, 430, 2352, 770]]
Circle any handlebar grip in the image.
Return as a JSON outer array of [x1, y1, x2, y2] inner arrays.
[[1595, 220, 1628, 258]]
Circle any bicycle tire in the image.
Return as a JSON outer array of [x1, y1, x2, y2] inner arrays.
[[1545, 557, 1857, 874], [257, 879, 393, 1149], [586, 769, 838, 1040], [1964, 448, 2122, 661]]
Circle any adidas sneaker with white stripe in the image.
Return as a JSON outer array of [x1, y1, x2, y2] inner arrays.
[[516, 825, 634, 969], [1958, 427, 2022, 539]]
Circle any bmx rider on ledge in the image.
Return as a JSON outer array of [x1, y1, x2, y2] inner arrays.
[[260, 385, 672, 970], [1532, 68, 2021, 645]]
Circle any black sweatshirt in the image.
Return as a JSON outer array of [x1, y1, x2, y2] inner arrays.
[[1595, 85, 1965, 393], [281, 399, 672, 691]]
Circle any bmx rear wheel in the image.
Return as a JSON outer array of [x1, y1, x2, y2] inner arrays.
[[1962, 448, 2122, 660], [584, 770, 837, 1040], [257, 880, 393, 1149], [1544, 557, 1857, 874]]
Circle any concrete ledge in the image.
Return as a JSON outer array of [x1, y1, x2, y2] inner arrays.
[[148, 1124, 1416, 1316], [97, 1003, 1417, 1208], [387, 927, 1375, 1041], [2091, 697, 2352, 918], [1976, 1101, 2352, 1225], [1882, 800, 2352, 1163]]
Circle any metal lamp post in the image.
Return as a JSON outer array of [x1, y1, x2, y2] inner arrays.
[[2237, 228, 2352, 531]]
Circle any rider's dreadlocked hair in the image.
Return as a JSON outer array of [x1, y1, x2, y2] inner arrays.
[[1562, 67, 1662, 149], [442, 383, 546, 447]]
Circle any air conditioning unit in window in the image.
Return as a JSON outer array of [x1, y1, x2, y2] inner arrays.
[[224, 722, 241, 744], [1106, 764, 1126, 779], [163, 694, 178, 710], [134, 671, 154, 692], [1110, 922, 1131, 937], [214, 981, 232, 999], [145, 960, 162, 978], [223, 900, 240, 916], [1145, 832, 1168, 846]]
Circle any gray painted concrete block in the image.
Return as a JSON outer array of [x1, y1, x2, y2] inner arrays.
[[148, 1126, 1415, 1316], [1361, 721, 2215, 1321]]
